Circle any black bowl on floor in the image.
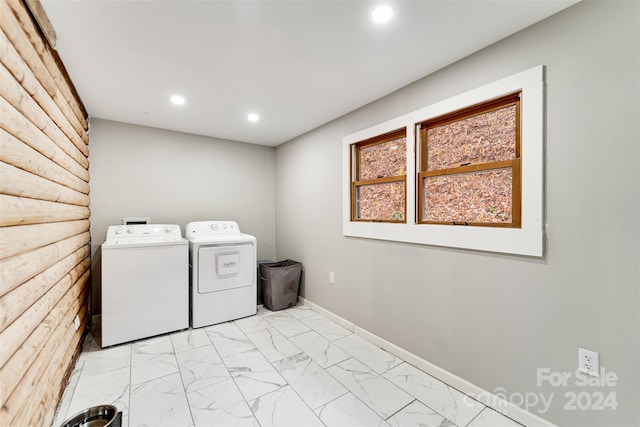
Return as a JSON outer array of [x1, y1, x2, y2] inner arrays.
[[60, 405, 121, 427]]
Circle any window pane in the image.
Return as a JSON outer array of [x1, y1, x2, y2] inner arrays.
[[423, 168, 512, 223], [426, 105, 516, 171], [359, 137, 406, 180], [356, 181, 405, 221]]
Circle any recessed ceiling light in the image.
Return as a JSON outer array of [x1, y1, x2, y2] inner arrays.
[[372, 5, 393, 23], [170, 95, 185, 106], [247, 113, 260, 122]]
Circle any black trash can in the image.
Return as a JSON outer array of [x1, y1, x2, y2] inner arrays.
[[259, 260, 302, 311], [256, 259, 273, 305]]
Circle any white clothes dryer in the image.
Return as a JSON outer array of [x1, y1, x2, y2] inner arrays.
[[101, 224, 188, 347], [186, 221, 257, 328]]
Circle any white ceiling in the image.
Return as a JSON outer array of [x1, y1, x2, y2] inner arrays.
[[42, 0, 577, 147]]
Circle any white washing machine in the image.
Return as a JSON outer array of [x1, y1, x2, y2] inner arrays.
[[101, 224, 188, 347], [186, 221, 257, 328]]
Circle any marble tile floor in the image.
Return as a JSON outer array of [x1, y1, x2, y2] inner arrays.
[[52, 304, 524, 427]]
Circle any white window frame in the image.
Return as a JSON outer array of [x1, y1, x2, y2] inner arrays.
[[342, 65, 544, 257]]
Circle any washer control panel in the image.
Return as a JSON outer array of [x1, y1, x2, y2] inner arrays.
[[186, 221, 242, 239], [106, 224, 182, 240]]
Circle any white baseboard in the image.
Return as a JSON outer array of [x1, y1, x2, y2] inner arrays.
[[298, 297, 354, 332], [299, 297, 557, 427]]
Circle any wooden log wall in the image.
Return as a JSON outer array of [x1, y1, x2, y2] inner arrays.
[[0, 1, 90, 426]]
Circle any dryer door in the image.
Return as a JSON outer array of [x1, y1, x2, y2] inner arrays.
[[198, 243, 254, 293]]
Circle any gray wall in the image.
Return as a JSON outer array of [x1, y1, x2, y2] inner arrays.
[[275, 2, 639, 426], [88, 119, 276, 313]]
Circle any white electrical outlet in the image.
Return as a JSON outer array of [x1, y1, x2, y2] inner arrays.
[[578, 348, 600, 377], [73, 315, 81, 331], [329, 271, 335, 285]]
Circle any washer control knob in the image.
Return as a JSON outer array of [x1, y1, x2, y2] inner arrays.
[[126, 227, 133, 234], [210, 224, 219, 231], [222, 223, 227, 229], [164, 226, 173, 233], [115, 228, 123, 235]]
